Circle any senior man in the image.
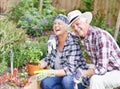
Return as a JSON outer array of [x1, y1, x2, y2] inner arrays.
[[67, 10, 120, 89]]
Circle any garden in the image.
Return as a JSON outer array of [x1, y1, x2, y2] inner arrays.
[[0, 0, 120, 89]]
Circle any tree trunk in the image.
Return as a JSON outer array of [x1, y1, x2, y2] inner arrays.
[[114, 9, 120, 40], [39, 0, 43, 14]]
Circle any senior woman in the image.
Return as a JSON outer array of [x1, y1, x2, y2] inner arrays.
[[36, 14, 88, 89]]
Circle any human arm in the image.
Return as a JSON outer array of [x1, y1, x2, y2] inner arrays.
[[93, 30, 111, 75], [40, 59, 66, 76], [73, 58, 95, 87], [37, 59, 66, 81], [35, 69, 55, 80], [34, 69, 66, 81], [73, 68, 93, 89], [54, 69, 66, 76], [39, 35, 57, 69], [82, 68, 95, 76], [62, 41, 87, 75], [44, 33, 86, 75], [81, 30, 110, 76]]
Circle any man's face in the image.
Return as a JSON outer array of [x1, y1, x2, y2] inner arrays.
[[71, 17, 89, 38]]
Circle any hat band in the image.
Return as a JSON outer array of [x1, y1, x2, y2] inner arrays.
[[70, 16, 79, 24]]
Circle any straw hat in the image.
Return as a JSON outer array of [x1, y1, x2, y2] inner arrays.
[[67, 10, 92, 25]]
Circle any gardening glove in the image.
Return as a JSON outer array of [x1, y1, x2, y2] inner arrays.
[[34, 69, 55, 81], [47, 35, 57, 54], [74, 68, 83, 89]]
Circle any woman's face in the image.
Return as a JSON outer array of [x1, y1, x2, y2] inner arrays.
[[53, 19, 67, 36]]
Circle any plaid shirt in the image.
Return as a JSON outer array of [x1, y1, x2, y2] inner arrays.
[[83, 26, 120, 75], [43, 32, 90, 86]]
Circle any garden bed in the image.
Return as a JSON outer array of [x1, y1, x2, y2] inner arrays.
[[0, 74, 40, 89]]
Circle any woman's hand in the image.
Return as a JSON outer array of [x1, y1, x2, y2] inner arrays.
[[34, 69, 55, 81]]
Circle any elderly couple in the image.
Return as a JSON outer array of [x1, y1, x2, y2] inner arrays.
[[36, 10, 120, 89]]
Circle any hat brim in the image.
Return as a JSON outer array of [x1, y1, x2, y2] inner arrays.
[[69, 12, 92, 26]]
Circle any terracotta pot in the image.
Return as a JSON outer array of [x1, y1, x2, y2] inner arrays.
[[27, 63, 40, 76]]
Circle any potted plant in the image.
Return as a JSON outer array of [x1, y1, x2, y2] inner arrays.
[[24, 41, 43, 76]]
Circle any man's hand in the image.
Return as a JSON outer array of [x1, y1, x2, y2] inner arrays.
[[74, 68, 83, 89], [74, 68, 83, 82], [47, 35, 57, 54], [34, 70, 55, 81]]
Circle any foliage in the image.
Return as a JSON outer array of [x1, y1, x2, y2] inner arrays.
[[90, 10, 120, 47], [78, 0, 93, 12], [78, 40, 92, 63], [38, 36, 48, 58], [23, 40, 44, 64], [91, 12, 107, 29], [17, 8, 43, 36], [82, 0, 93, 11], [0, 59, 7, 74], [39, 36, 49, 43], [7, 0, 63, 37], [0, 20, 26, 71], [56, 9, 67, 15], [5, 38, 48, 68], [117, 32, 120, 47], [106, 27, 120, 47], [7, 0, 39, 22], [0, 68, 31, 87], [0, 20, 48, 74], [12, 44, 27, 68]]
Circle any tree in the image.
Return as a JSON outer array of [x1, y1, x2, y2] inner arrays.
[[39, 0, 43, 14], [114, 9, 120, 41]]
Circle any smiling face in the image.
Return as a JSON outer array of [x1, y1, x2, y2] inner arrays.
[[71, 17, 89, 38], [53, 19, 68, 36]]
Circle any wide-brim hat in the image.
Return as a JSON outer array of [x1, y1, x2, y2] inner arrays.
[[67, 10, 93, 26]]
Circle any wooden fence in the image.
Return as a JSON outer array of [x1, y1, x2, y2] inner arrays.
[[52, 0, 120, 14], [0, 0, 19, 14], [0, 0, 120, 27], [52, 0, 120, 27]]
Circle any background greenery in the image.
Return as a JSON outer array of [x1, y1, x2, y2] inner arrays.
[[7, 0, 65, 37], [0, 0, 119, 73]]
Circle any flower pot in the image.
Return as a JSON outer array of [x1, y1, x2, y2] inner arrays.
[[27, 63, 40, 76]]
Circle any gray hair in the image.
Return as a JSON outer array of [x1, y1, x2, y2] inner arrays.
[[53, 14, 69, 25]]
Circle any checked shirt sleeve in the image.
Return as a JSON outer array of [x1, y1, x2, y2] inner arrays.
[[63, 40, 88, 75], [94, 31, 111, 75]]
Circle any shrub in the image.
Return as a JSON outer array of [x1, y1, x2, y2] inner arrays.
[[7, 0, 63, 37], [0, 20, 26, 72], [23, 40, 44, 64]]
